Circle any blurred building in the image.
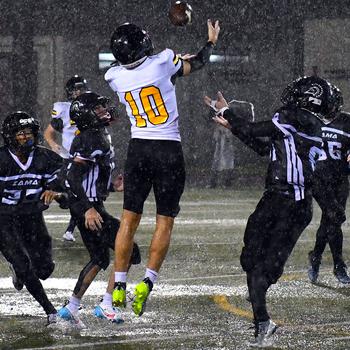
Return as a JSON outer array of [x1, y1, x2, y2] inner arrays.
[[1, 0, 349, 186]]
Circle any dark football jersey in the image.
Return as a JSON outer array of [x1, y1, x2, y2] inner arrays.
[[314, 111, 350, 179], [265, 107, 323, 200], [67, 128, 115, 201], [225, 106, 323, 201], [0, 145, 63, 214]]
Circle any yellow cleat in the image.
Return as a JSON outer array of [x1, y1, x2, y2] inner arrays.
[[112, 282, 126, 308], [132, 278, 153, 316]]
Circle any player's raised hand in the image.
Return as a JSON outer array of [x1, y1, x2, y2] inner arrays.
[[207, 19, 220, 45], [204, 91, 228, 111], [179, 53, 196, 61], [213, 115, 231, 129]]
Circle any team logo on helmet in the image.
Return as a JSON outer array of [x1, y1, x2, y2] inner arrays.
[[19, 117, 36, 126], [304, 84, 324, 98], [71, 101, 83, 113]]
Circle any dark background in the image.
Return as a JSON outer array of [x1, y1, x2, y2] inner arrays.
[[1, 0, 349, 186]]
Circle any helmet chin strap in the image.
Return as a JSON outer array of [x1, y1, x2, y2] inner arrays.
[[16, 139, 35, 156]]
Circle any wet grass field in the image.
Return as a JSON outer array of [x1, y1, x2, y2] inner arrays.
[[1, 188, 350, 349]]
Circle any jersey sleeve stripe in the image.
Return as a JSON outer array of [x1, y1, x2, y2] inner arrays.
[[173, 54, 180, 65]]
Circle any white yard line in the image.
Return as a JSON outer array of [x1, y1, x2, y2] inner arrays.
[[44, 214, 248, 226], [0, 269, 339, 294], [49, 199, 257, 207], [45, 214, 334, 227]]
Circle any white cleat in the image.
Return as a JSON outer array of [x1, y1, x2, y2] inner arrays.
[[57, 306, 86, 329], [94, 304, 124, 324], [63, 231, 76, 242], [249, 319, 278, 348]]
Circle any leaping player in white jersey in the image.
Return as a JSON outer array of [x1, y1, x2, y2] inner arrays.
[[44, 75, 89, 242], [105, 19, 220, 316]]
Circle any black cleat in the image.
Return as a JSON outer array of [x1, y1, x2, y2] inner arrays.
[[334, 264, 350, 284], [308, 251, 320, 283]]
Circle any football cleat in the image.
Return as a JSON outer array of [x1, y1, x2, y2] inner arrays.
[[334, 264, 350, 284], [94, 304, 124, 324], [250, 319, 278, 347], [307, 251, 320, 283], [46, 313, 57, 326], [132, 278, 153, 317], [8, 264, 24, 291], [62, 231, 75, 242], [112, 282, 127, 308], [57, 305, 85, 329]]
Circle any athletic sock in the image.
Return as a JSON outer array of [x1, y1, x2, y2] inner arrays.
[[101, 293, 113, 308], [145, 268, 158, 284], [67, 296, 81, 313], [115, 272, 127, 284]]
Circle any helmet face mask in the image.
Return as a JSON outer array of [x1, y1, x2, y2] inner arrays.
[[280, 76, 341, 121], [65, 75, 89, 100], [70, 92, 113, 131], [1, 111, 41, 155], [110, 23, 154, 66]]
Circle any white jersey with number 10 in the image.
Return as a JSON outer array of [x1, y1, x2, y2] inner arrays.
[[105, 49, 182, 141]]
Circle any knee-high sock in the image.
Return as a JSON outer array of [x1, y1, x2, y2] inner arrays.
[[247, 269, 270, 323], [24, 274, 56, 315]]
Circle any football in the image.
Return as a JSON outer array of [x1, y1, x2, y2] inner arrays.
[[168, 1, 193, 26]]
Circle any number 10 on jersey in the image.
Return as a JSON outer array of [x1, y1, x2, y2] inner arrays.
[[125, 86, 169, 127]]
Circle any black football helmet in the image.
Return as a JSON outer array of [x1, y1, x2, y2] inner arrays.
[[330, 83, 343, 114], [110, 23, 153, 66], [280, 76, 339, 119], [1, 111, 41, 154], [65, 75, 89, 100], [70, 92, 113, 131]]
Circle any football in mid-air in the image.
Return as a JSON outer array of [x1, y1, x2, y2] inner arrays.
[[168, 1, 193, 26]]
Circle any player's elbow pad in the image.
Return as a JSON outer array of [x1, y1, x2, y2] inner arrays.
[[188, 41, 214, 72], [50, 118, 64, 132]]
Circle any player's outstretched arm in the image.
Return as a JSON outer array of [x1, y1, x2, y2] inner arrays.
[[182, 19, 220, 76], [204, 91, 274, 156], [44, 124, 60, 152]]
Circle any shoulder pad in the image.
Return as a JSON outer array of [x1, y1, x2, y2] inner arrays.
[[105, 66, 122, 83], [153, 48, 175, 64], [51, 101, 69, 118]]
